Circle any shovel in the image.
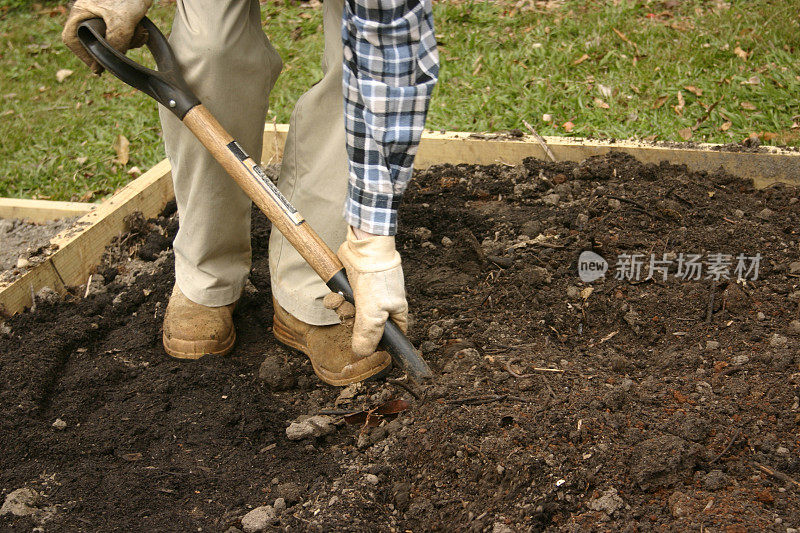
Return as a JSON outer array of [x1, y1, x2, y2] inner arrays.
[[77, 17, 432, 382]]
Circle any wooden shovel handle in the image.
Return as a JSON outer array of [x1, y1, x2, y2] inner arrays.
[[183, 105, 343, 282]]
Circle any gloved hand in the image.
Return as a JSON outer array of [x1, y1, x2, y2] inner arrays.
[[334, 226, 408, 357], [62, 0, 152, 75]]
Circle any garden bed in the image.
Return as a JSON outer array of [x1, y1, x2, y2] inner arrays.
[[1, 152, 799, 531]]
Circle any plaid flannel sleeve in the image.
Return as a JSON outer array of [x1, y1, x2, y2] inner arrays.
[[342, 0, 439, 236]]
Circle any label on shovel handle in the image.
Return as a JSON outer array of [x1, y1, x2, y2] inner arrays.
[[227, 141, 304, 226]]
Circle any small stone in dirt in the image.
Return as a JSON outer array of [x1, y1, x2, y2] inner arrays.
[[588, 487, 624, 515], [566, 286, 581, 299], [241, 505, 276, 533], [705, 340, 720, 351], [608, 198, 621, 210], [16, 256, 30, 269], [757, 311, 767, 321], [258, 354, 296, 391], [788, 320, 800, 335], [702, 469, 729, 491], [427, 324, 443, 340], [574, 213, 589, 229], [441, 236, 453, 247], [790, 261, 800, 275], [732, 354, 749, 366], [492, 522, 514, 533], [364, 473, 379, 485], [224, 527, 243, 533], [623, 310, 640, 327], [769, 334, 788, 348], [277, 482, 303, 505], [610, 355, 632, 373], [1, 487, 41, 517], [521, 220, 541, 237], [420, 340, 438, 353], [36, 286, 60, 305], [52, 418, 67, 430], [413, 227, 432, 242], [273, 497, 286, 514], [630, 435, 702, 490], [285, 415, 334, 440], [668, 491, 692, 518], [733, 209, 745, 218], [530, 266, 551, 286], [756, 207, 774, 220], [542, 193, 561, 205]]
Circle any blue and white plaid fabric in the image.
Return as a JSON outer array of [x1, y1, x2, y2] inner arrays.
[[342, 0, 439, 235]]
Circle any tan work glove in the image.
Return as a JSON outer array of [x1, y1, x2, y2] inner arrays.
[[334, 226, 409, 358], [62, 0, 153, 75]]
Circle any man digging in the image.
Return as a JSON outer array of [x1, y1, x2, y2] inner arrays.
[[62, 0, 438, 385]]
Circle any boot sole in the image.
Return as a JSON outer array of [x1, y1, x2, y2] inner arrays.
[[162, 328, 236, 360], [272, 314, 391, 386]]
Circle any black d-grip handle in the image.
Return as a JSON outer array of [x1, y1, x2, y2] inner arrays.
[[77, 17, 199, 119]]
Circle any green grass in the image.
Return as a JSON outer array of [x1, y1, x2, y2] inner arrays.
[[1, 0, 799, 201]]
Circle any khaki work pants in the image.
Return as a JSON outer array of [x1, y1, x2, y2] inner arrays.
[[160, 0, 347, 325]]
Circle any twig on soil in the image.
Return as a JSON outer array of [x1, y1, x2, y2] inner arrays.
[[445, 394, 530, 406], [709, 428, 741, 464], [753, 462, 800, 490], [504, 357, 565, 378], [522, 119, 557, 162], [83, 274, 93, 298], [387, 378, 421, 400], [605, 194, 666, 221]]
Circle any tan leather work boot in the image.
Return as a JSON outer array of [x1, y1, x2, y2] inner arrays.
[[272, 299, 391, 386], [162, 286, 236, 359]]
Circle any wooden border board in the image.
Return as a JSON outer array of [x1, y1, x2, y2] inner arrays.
[[262, 124, 800, 189], [3, 124, 800, 319], [0, 198, 96, 223], [0, 159, 173, 317]]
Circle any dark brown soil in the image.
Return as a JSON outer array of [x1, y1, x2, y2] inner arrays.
[[2, 153, 800, 532]]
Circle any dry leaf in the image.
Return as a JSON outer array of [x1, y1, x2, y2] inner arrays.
[[75, 156, 88, 165], [573, 53, 590, 66], [580, 287, 594, 300], [720, 121, 732, 131], [55, 69, 73, 83], [598, 84, 613, 99], [760, 132, 777, 142], [684, 85, 703, 96], [673, 91, 685, 116], [593, 97, 610, 109], [644, 134, 658, 141], [734, 46, 748, 60], [741, 75, 760, 85], [678, 127, 692, 140], [740, 101, 756, 110], [127, 166, 142, 177], [653, 95, 669, 109], [562, 121, 575, 132], [472, 54, 483, 76], [112, 134, 130, 165]]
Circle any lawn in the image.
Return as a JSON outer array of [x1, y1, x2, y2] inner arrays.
[[1, 0, 798, 201]]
